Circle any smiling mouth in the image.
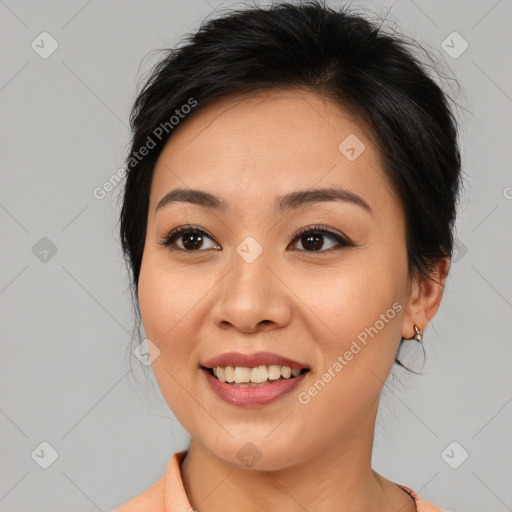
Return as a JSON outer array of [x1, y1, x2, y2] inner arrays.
[[202, 365, 310, 386]]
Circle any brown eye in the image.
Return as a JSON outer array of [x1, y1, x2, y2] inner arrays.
[[288, 225, 354, 252], [159, 225, 219, 252], [159, 223, 353, 253]]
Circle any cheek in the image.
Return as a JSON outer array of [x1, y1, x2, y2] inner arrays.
[[294, 257, 404, 347], [137, 253, 198, 380], [137, 249, 226, 406], [292, 257, 406, 419], [295, 269, 404, 432], [138, 250, 207, 344], [137, 257, 199, 422]]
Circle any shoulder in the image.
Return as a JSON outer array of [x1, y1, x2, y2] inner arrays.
[[397, 484, 452, 512], [111, 474, 165, 512]]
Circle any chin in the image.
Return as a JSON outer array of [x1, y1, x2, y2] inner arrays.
[[199, 433, 310, 471]]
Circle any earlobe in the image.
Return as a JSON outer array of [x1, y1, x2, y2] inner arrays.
[[401, 257, 451, 340]]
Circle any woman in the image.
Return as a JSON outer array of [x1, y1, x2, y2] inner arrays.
[[115, 1, 462, 510]]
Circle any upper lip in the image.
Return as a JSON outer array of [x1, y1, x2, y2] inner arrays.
[[201, 351, 310, 370]]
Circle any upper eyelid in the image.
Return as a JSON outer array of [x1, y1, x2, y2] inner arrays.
[[160, 224, 351, 248], [163, 224, 344, 239], [289, 226, 350, 245]]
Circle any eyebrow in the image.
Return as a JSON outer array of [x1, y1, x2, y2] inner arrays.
[[155, 187, 372, 216]]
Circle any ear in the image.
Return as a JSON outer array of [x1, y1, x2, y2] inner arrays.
[[401, 257, 451, 340]]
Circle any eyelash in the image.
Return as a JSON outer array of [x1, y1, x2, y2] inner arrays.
[[158, 223, 354, 254]]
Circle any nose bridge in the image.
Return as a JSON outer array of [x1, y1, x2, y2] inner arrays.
[[211, 235, 290, 331], [228, 235, 273, 303]]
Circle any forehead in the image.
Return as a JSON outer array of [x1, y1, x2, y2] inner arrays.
[[150, 88, 396, 216]]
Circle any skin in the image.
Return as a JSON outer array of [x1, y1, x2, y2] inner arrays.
[[136, 88, 449, 512]]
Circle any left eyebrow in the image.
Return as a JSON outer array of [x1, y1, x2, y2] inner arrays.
[[155, 186, 372, 216], [274, 187, 372, 215]]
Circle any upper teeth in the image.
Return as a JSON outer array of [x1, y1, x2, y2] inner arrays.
[[213, 365, 302, 383]]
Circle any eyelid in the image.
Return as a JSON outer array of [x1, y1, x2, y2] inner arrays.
[[157, 223, 218, 250], [288, 224, 353, 247], [158, 223, 354, 252]]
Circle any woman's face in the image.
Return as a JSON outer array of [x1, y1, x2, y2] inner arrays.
[[138, 89, 419, 469]]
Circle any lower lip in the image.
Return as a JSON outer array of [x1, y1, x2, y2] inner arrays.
[[201, 367, 308, 407]]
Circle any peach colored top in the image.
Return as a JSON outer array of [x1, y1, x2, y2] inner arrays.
[[113, 451, 450, 512]]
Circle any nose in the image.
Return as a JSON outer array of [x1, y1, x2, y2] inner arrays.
[[210, 248, 292, 334]]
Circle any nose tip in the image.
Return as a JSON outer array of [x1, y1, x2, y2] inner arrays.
[[211, 261, 292, 333]]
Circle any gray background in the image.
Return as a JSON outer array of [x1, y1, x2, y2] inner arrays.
[[1, 0, 511, 511]]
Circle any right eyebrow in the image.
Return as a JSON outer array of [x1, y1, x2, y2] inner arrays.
[[155, 188, 229, 214]]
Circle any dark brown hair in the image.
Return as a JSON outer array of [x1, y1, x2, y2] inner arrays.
[[119, 0, 463, 372]]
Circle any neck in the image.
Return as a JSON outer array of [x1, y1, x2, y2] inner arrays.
[[179, 398, 415, 512]]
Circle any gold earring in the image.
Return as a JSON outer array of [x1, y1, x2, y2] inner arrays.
[[413, 325, 423, 343]]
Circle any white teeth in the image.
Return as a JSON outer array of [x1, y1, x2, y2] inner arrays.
[[280, 366, 291, 379], [234, 366, 251, 383], [224, 366, 235, 383], [268, 365, 282, 380], [251, 365, 268, 383], [211, 364, 305, 384]]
